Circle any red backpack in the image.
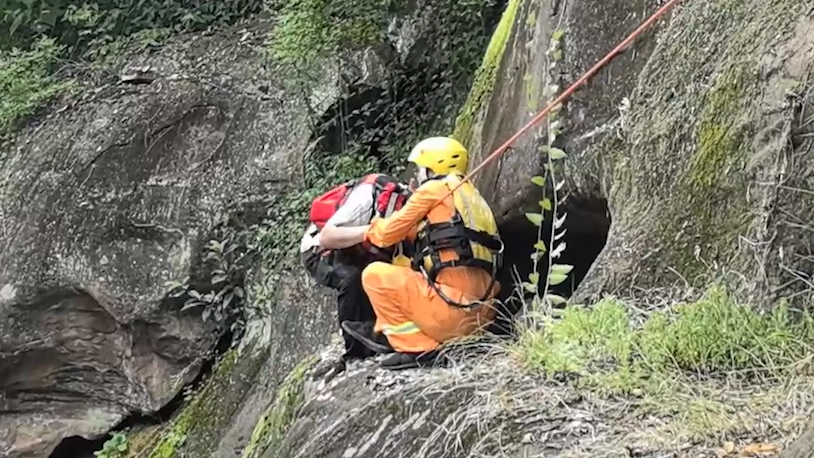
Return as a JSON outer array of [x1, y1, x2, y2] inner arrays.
[[309, 173, 411, 230]]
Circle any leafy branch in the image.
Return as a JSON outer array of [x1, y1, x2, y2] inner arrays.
[[521, 28, 571, 317], [165, 231, 261, 340]]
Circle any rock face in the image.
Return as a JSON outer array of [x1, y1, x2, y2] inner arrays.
[[242, 344, 799, 458], [0, 2, 500, 456], [457, 0, 814, 312], [575, 0, 814, 308], [0, 20, 312, 458], [453, 0, 651, 304]]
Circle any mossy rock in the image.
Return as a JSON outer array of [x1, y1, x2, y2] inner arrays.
[[577, 0, 814, 305], [124, 341, 270, 458], [240, 356, 319, 458]]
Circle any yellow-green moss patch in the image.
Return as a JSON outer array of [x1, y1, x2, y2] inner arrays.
[[688, 68, 748, 190], [452, 0, 522, 146], [240, 355, 319, 458], [144, 351, 239, 458]]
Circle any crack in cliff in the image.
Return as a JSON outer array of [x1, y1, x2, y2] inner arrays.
[[45, 327, 235, 458], [489, 195, 611, 334]]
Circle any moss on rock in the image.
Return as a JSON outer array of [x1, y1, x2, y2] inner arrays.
[[122, 341, 269, 458], [600, 0, 805, 286], [240, 356, 319, 458], [688, 67, 749, 191], [452, 0, 522, 147]]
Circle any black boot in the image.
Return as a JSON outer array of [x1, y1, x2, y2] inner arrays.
[[341, 321, 395, 354], [379, 350, 442, 371]]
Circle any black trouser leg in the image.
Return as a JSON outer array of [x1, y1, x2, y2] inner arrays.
[[333, 264, 376, 359]]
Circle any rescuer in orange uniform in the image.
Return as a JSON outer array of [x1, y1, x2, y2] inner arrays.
[[340, 136, 504, 370]]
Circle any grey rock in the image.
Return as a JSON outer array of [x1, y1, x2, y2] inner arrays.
[[0, 20, 309, 458]]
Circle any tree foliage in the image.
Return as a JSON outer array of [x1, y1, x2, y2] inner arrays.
[[0, 0, 264, 52]]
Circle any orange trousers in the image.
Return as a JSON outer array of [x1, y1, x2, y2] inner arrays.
[[361, 261, 497, 353]]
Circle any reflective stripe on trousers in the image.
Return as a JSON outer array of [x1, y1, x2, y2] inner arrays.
[[381, 321, 421, 335]]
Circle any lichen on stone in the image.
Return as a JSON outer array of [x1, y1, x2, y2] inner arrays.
[[452, 0, 522, 147]]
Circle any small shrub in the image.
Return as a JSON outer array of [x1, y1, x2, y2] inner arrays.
[[0, 36, 71, 134], [165, 231, 258, 340], [94, 432, 127, 458]]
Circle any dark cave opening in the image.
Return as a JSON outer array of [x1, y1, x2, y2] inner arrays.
[[487, 195, 612, 335], [46, 329, 235, 458]]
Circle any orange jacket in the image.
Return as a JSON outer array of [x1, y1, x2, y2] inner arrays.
[[364, 178, 500, 300]]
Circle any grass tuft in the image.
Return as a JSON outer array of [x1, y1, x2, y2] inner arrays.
[[511, 284, 814, 439]]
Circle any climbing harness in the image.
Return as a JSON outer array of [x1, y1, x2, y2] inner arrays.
[[411, 174, 504, 309]]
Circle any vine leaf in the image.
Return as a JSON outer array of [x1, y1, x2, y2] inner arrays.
[[522, 282, 537, 293], [531, 175, 546, 187], [540, 199, 552, 211], [525, 212, 543, 227], [550, 264, 574, 275], [548, 272, 568, 285], [546, 293, 567, 305], [547, 147, 567, 160]]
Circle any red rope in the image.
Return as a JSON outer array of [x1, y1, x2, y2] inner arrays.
[[441, 0, 684, 199]]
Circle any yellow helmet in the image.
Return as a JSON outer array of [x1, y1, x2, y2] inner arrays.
[[407, 137, 469, 175]]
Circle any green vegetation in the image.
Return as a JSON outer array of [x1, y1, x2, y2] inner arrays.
[[165, 231, 257, 340], [267, 0, 498, 180], [519, 28, 571, 313], [0, 36, 72, 135], [122, 345, 266, 458], [94, 432, 128, 458], [0, 0, 264, 138], [0, 0, 263, 52], [142, 352, 240, 458], [453, 0, 521, 146], [267, 0, 390, 79], [513, 284, 814, 436], [688, 68, 748, 191], [240, 356, 318, 458]]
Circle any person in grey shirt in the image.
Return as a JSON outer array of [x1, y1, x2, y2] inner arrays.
[[300, 173, 412, 363]]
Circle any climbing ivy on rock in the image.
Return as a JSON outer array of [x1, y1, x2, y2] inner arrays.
[[273, 0, 506, 192], [522, 28, 572, 316]]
